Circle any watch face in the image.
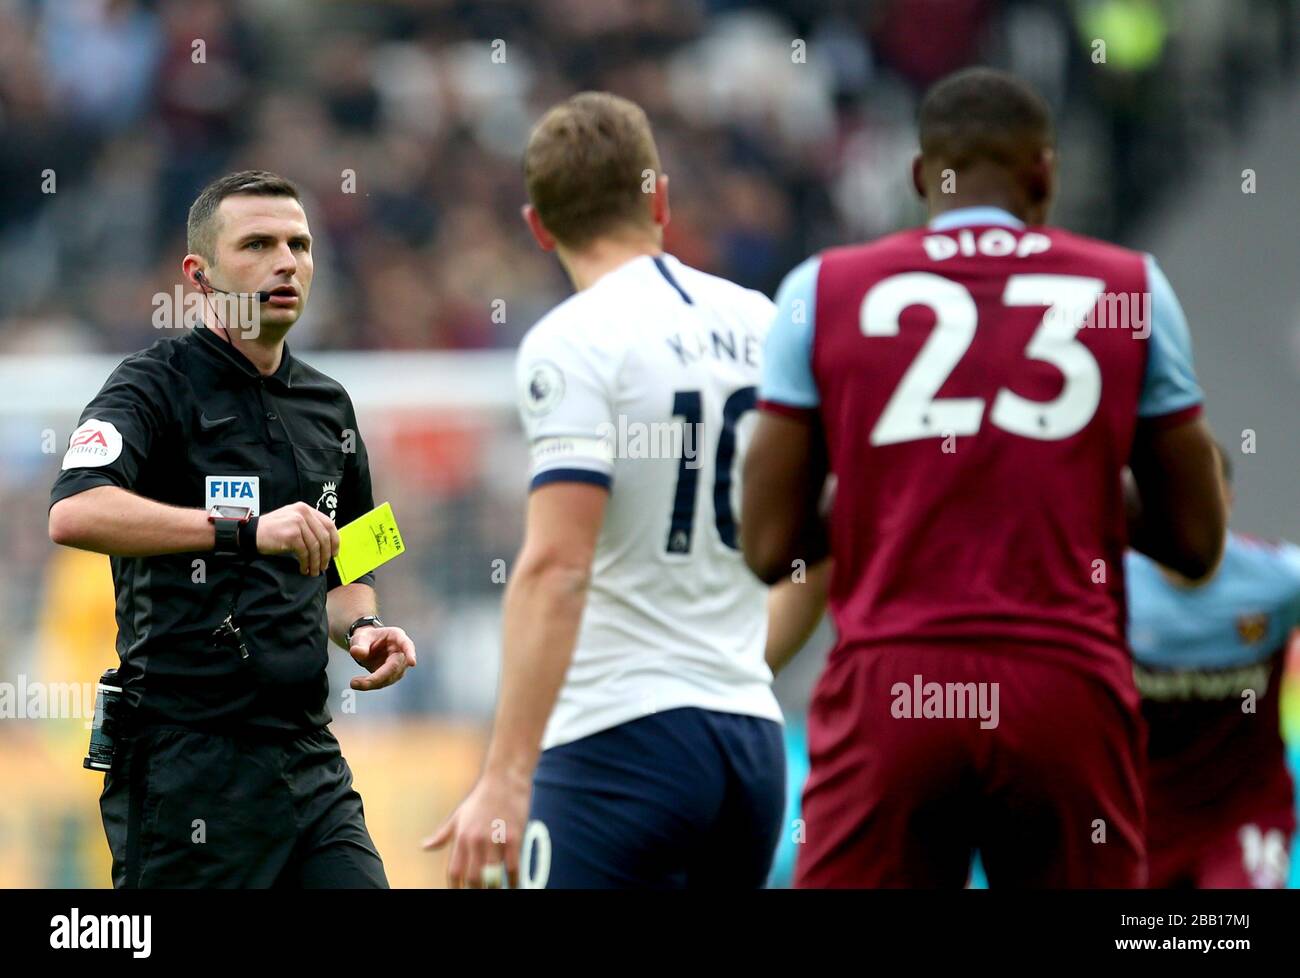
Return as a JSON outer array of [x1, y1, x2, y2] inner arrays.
[[210, 504, 253, 521]]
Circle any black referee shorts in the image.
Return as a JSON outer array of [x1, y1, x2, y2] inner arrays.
[[99, 723, 388, 888]]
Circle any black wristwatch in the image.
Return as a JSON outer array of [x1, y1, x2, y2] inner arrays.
[[208, 505, 256, 558], [346, 615, 384, 645]]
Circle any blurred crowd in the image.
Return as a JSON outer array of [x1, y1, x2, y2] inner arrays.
[[0, 0, 1296, 355], [3, 0, 1299, 887]]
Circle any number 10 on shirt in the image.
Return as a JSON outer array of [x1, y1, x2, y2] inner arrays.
[[665, 385, 757, 555]]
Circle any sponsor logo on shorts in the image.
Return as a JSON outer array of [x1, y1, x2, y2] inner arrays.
[[1133, 661, 1270, 701]]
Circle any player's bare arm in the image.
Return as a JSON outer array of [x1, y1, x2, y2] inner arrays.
[[741, 411, 830, 585], [423, 481, 606, 887], [764, 558, 832, 675], [1127, 415, 1227, 581]]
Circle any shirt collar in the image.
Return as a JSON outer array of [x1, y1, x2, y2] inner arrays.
[[927, 206, 1025, 231], [192, 323, 295, 388]]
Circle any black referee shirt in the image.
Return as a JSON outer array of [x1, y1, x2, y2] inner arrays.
[[50, 324, 377, 733]]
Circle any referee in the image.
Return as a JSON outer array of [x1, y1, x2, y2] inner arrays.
[[47, 170, 415, 888]]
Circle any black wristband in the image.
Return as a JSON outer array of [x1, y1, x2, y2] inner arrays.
[[238, 515, 260, 559], [212, 518, 241, 556]]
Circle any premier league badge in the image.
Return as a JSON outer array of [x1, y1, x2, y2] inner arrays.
[[316, 480, 338, 522], [525, 361, 565, 417]]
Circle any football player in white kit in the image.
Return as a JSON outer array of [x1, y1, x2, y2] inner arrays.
[[425, 92, 828, 888]]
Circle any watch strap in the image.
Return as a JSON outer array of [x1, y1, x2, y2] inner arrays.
[[347, 615, 384, 644], [212, 518, 241, 556], [238, 516, 260, 559]]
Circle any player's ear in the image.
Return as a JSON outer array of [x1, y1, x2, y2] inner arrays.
[[1027, 147, 1055, 206], [521, 204, 557, 252], [651, 173, 670, 229], [911, 154, 926, 200]]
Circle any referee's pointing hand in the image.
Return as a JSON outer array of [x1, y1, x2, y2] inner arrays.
[[349, 624, 417, 691]]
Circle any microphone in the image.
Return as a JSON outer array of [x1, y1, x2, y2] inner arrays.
[[194, 271, 271, 303]]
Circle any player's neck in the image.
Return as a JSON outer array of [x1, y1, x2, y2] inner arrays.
[[1158, 565, 1217, 590], [1157, 519, 1231, 588], [927, 188, 1045, 226], [558, 236, 663, 292]]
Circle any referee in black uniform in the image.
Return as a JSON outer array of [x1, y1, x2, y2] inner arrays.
[[48, 170, 415, 888]]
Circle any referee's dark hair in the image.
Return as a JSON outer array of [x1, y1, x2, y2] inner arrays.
[[917, 68, 1054, 170], [187, 170, 301, 262]]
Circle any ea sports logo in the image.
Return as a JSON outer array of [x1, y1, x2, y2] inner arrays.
[[71, 428, 109, 448], [61, 419, 124, 470], [316, 481, 338, 522]]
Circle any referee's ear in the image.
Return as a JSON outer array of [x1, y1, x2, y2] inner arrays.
[[182, 254, 208, 291], [522, 204, 556, 252]]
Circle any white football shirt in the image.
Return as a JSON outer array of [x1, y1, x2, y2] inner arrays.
[[515, 253, 783, 750]]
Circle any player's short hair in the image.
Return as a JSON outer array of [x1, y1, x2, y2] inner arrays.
[[918, 68, 1054, 169], [187, 170, 301, 263], [523, 92, 662, 249]]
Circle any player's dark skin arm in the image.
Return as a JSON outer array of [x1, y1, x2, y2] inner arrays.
[[1126, 415, 1227, 580], [741, 411, 830, 585], [765, 557, 832, 675]]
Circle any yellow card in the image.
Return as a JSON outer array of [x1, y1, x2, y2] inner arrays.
[[334, 502, 405, 585]]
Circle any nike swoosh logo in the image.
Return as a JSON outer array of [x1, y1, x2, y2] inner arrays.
[[199, 414, 237, 431]]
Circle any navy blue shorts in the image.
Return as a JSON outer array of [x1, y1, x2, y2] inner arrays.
[[527, 707, 786, 888]]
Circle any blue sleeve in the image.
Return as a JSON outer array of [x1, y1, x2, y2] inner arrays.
[[1274, 541, 1300, 630], [759, 255, 822, 409], [1138, 255, 1203, 418]]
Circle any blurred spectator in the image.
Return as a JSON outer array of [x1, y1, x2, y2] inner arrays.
[[41, 0, 162, 134], [2, 0, 1293, 353]]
